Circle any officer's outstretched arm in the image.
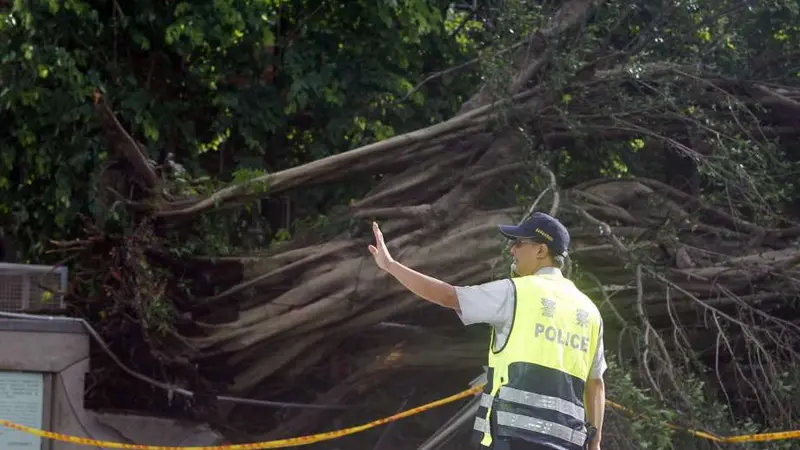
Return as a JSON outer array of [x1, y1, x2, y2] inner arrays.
[[585, 377, 605, 449], [385, 260, 460, 310]]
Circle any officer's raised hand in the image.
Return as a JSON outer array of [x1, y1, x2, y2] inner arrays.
[[368, 221, 394, 271]]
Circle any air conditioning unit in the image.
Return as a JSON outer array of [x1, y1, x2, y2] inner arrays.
[[0, 263, 67, 311]]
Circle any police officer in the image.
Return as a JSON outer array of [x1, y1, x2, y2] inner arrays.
[[368, 212, 606, 450]]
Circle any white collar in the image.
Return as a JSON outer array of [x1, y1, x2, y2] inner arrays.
[[534, 266, 562, 277]]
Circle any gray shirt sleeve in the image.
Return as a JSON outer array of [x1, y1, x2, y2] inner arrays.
[[454, 279, 515, 330], [588, 321, 607, 380]]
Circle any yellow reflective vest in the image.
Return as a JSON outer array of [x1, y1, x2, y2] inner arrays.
[[472, 270, 602, 449]]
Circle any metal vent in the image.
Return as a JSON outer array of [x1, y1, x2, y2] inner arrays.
[[0, 263, 67, 311]]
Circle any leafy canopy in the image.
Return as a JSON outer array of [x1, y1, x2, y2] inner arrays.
[[0, 0, 484, 260]]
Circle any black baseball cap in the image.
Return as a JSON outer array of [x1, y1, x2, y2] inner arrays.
[[498, 212, 570, 258]]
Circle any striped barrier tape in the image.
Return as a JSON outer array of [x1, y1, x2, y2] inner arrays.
[[1, 384, 798, 448], [605, 399, 800, 443], [0, 385, 482, 449]]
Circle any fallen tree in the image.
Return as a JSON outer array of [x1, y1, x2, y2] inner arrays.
[[18, 0, 800, 448]]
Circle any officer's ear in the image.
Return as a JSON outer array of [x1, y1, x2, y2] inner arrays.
[[535, 243, 550, 260]]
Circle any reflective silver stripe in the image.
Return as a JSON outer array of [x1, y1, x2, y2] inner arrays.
[[496, 411, 586, 446], [479, 393, 493, 408], [498, 386, 585, 421], [474, 416, 490, 433]]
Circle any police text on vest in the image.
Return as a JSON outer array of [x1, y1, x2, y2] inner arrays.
[[534, 323, 590, 352]]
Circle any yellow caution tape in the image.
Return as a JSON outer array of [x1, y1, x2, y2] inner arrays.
[[1, 384, 798, 448], [0, 385, 482, 449], [606, 399, 800, 443]]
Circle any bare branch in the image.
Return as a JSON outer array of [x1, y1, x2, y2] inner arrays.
[[94, 97, 159, 188]]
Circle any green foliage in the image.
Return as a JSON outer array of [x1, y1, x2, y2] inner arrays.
[[0, 0, 484, 262], [544, 1, 800, 223], [605, 359, 677, 450], [600, 350, 800, 450]]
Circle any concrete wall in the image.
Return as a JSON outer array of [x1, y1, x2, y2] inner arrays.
[[0, 318, 222, 449]]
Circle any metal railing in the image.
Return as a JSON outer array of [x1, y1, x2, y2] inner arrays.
[[0, 263, 67, 311]]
